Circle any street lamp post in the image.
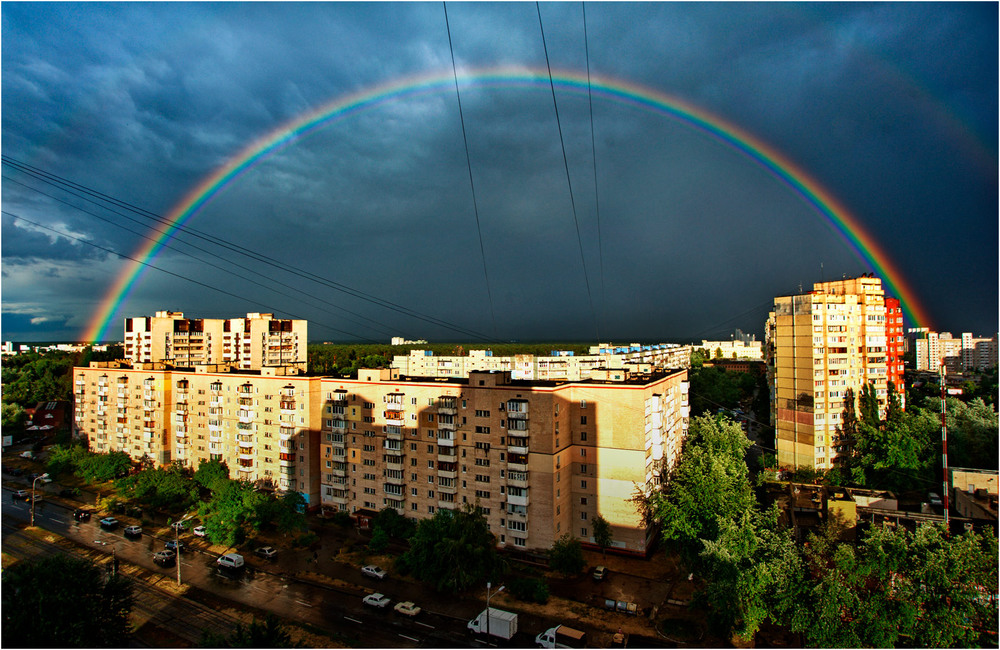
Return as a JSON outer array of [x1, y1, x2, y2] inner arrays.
[[485, 582, 504, 640], [30, 473, 48, 527]]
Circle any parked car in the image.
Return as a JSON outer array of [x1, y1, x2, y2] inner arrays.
[[20, 451, 34, 459], [255, 546, 277, 560], [363, 593, 391, 608], [73, 508, 92, 522], [362, 564, 387, 580], [217, 553, 245, 569], [164, 540, 184, 552], [394, 601, 421, 616], [153, 550, 176, 566], [58, 488, 78, 498], [99, 517, 119, 530], [193, 525, 207, 537], [11, 489, 31, 501], [123, 525, 143, 538], [593, 565, 607, 581], [170, 520, 189, 532]]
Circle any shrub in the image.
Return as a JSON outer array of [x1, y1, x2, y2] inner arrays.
[[509, 577, 549, 603]]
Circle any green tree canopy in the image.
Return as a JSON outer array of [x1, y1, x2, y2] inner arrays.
[[590, 514, 612, 555], [193, 458, 231, 493], [77, 450, 132, 483], [653, 415, 755, 561], [2, 555, 134, 647], [548, 533, 585, 575], [115, 463, 198, 511], [398, 505, 504, 593], [787, 523, 998, 647]]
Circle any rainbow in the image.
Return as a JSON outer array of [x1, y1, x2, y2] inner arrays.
[[82, 66, 930, 342]]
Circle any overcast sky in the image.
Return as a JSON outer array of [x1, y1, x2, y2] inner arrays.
[[2, 2, 996, 344]]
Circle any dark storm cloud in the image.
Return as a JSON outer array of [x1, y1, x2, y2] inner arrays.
[[2, 2, 996, 342]]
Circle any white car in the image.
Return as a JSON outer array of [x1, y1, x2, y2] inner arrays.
[[363, 593, 391, 608], [123, 525, 142, 538], [394, 601, 421, 616], [193, 525, 207, 537], [170, 520, 189, 532], [362, 564, 386, 580], [216, 553, 245, 569]]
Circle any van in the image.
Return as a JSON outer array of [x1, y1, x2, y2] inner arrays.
[[217, 553, 245, 569]]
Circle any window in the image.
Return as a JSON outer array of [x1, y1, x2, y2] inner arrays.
[[581, 497, 587, 505], [475, 409, 490, 417], [580, 399, 587, 409], [580, 416, 587, 425], [580, 431, 587, 441], [581, 511, 588, 520], [581, 528, 588, 537]]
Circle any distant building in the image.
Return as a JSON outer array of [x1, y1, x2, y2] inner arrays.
[[390, 337, 428, 345], [699, 333, 764, 360], [884, 297, 905, 394], [124, 311, 306, 371], [912, 329, 998, 372], [766, 275, 890, 470], [392, 343, 690, 382]]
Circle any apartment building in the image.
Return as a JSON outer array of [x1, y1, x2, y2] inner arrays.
[[913, 330, 998, 373], [74, 360, 689, 555], [315, 368, 688, 554], [392, 343, 691, 382], [124, 311, 307, 370], [884, 297, 905, 395], [73, 362, 321, 504], [766, 275, 889, 470], [699, 338, 764, 361]]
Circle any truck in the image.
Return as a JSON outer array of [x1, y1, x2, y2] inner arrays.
[[535, 625, 587, 648], [467, 607, 518, 640]]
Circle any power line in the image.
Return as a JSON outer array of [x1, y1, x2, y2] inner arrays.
[[2, 173, 399, 338], [2, 155, 495, 342], [535, 2, 599, 342], [442, 1, 499, 341], [2, 210, 376, 341]]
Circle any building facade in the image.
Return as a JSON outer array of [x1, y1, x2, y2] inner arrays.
[[884, 297, 905, 396], [124, 311, 307, 370], [392, 343, 691, 382], [913, 330, 998, 373], [766, 276, 889, 470], [74, 361, 689, 555]]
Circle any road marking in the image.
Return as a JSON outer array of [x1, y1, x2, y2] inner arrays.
[[413, 621, 434, 629], [294, 600, 313, 608], [344, 617, 362, 624], [398, 634, 419, 642]]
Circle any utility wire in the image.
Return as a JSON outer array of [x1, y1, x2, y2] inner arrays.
[[535, 2, 599, 342], [442, 1, 499, 341], [1, 155, 494, 342], [2, 210, 376, 341], [581, 1, 607, 341], [2, 173, 398, 338]]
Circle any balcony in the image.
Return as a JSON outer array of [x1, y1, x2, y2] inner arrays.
[[238, 452, 255, 462], [507, 460, 528, 472], [437, 420, 456, 431], [506, 493, 529, 507], [239, 410, 255, 423], [331, 466, 348, 478], [437, 468, 457, 480], [330, 391, 348, 403], [326, 493, 349, 506], [437, 483, 457, 494], [385, 457, 405, 472], [437, 452, 458, 463], [385, 411, 405, 425], [437, 500, 457, 510], [436, 434, 456, 447], [238, 439, 254, 449], [385, 426, 404, 440], [506, 471, 529, 488], [437, 398, 458, 415], [384, 474, 405, 486]]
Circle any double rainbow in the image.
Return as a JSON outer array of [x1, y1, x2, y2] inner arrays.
[[82, 66, 929, 342]]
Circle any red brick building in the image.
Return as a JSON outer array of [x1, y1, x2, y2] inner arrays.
[[885, 297, 906, 407]]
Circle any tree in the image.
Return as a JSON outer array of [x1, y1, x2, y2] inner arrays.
[[398, 505, 504, 593], [368, 526, 390, 554], [1, 402, 26, 435], [652, 415, 755, 563], [2, 555, 134, 647], [373, 506, 416, 539], [194, 458, 231, 493], [77, 450, 132, 483], [115, 463, 198, 511], [46, 443, 89, 477], [198, 480, 270, 546], [549, 533, 585, 575], [590, 515, 612, 556], [788, 523, 998, 647]]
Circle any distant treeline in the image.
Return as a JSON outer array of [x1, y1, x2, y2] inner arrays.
[[307, 342, 594, 377]]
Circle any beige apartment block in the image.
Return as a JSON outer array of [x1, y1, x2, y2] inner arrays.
[[74, 362, 321, 506], [316, 368, 689, 555], [124, 311, 307, 371], [74, 360, 688, 555], [767, 276, 889, 471]]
